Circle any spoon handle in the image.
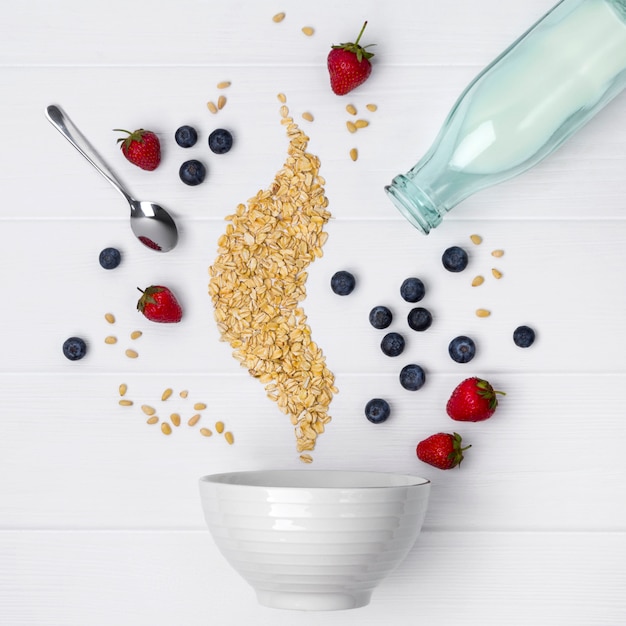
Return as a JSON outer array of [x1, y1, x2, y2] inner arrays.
[[45, 105, 132, 204]]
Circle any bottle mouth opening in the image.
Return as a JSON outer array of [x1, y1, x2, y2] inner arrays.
[[384, 175, 442, 235]]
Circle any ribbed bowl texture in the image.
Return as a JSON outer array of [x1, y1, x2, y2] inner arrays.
[[198, 470, 431, 611]]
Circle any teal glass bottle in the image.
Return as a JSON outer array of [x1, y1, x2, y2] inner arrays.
[[385, 0, 626, 234]]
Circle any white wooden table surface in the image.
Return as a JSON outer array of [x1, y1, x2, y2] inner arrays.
[[2, 1, 625, 624]]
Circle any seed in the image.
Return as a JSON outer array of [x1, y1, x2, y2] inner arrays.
[[217, 95, 227, 110], [207, 101, 218, 114], [492, 249, 505, 257], [299, 454, 313, 464], [170, 413, 181, 427], [301, 26, 314, 36], [105, 313, 115, 324], [350, 148, 358, 161], [199, 428, 213, 437], [194, 402, 207, 411], [476, 308, 491, 318], [146, 416, 159, 425], [179, 390, 189, 399], [125, 349, 139, 359], [272, 12, 285, 22], [104, 336, 117, 344], [119, 384, 127, 396], [280, 105, 289, 118], [224, 431, 234, 445], [346, 104, 357, 115], [119, 399, 133, 406], [161, 388, 173, 401], [161, 423, 172, 436], [346, 121, 357, 133], [277, 92, 287, 103], [301, 112, 314, 122], [130, 330, 142, 340], [354, 119, 369, 129], [141, 405, 156, 416], [188, 413, 201, 427], [217, 80, 231, 89], [215, 421, 225, 434], [365, 103, 377, 112], [472, 275, 485, 287], [470, 234, 482, 245], [492, 268, 503, 279]]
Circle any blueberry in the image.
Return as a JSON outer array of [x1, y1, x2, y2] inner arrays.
[[381, 332, 405, 357], [369, 305, 393, 329], [399, 364, 426, 391], [364, 398, 391, 424], [400, 277, 425, 303], [98, 247, 121, 270], [442, 246, 469, 272], [407, 307, 433, 332], [330, 270, 356, 296], [448, 335, 476, 363], [174, 125, 198, 148], [208, 128, 233, 154], [62, 336, 87, 361], [513, 325, 536, 348], [179, 159, 206, 186]]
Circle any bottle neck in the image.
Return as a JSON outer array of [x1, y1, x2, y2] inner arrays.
[[385, 175, 443, 235]]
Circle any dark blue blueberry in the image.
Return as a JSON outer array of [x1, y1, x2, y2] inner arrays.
[[98, 247, 121, 270], [381, 332, 405, 357], [448, 335, 476, 363], [174, 125, 198, 148], [330, 270, 356, 296], [369, 305, 393, 329], [62, 336, 87, 361], [400, 277, 425, 302], [208, 128, 233, 154], [399, 364, 426, 391], [407, 307, 433, 332], [513, 325, 536, 348], [179, 159, 206, 186], [364, 398, 391, 424], [442, 246, 469, 272]]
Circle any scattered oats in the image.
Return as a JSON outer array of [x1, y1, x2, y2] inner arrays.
[[365, 103, 378, 112], [207, 101, 218, 114], [280, 105, 289, 118], [146, 416, 159, 425], [476, 308, 491, 318], [217, 80, 231, 89], [346, 104, 357, 115], [277, 92, 287, 103], [119, 399, 133, 406], [470, 234, 482, 245], [130, 330, 142, 340], [224, 431, 235, 445], [194, 402, 207, 411], [217, 95, 227, 110], [188, 413, 201, 427], [302, 112, 314, 122], [354, 119, 369, 129], [161, 388, 173, 401], [272, 11, 286, 23], [472, 275, 485, 287], [170, 413, 181, 427], [492, 268, 503, 279], [215, 421, 225, 434], [125, 349, 139, 359], [141, 405, 156, 416], [105, 313, 115, 324], [179, 390, 189, 399], [350, 147, 358, 161], [161, 423, 172, 436], [299, 454, 313, 464], [199, 428, 213, 437], [346, 120, 357, 133], [491, 249, 505, 257], [119, 384, 128, 397], [301, 26, 315, 36], [104, 336, 117, 345]]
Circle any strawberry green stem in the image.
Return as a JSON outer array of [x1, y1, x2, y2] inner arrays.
[[354, 21, 368, 46]]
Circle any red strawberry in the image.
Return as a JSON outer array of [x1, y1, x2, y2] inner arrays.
[[416, 432, 470, 470], [137, 285, 182, 323], [327, 21, 375, 96], [115, 128, 161, 171], [446, 377, 505, 422]]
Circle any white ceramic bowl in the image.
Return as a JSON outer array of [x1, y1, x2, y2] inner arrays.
[[198, 470, 430, 611]]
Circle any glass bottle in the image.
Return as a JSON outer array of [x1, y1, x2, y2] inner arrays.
[[385, 0, 626, 234]]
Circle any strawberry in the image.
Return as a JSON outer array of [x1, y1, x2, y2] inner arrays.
[[446, 377, 505, 422], [416, 432, 470, 470], [327, 21, 375, 96], [114, 128, 161, 171], [136, 285, 182, 323]]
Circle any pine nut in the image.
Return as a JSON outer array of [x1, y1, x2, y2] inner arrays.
[[492, 268, 503, 279], [349, 148, 358, 161], [119, 384, 127, 396], [161, 388, 173, 401], [130, 330, 142, 340], [346, 121, 357, 133], [217, 95, 227, 110], [470, 234, 482, 245], [170, 413, 181, 427], [188, 413, 201, 427], [194, 403, 207, 411], [199, 428, 213, 437], [146, 416, 159, 425], [141, 405, 156, 416], [125, 349, 138, 359], [472, 275, 485, 287], [119, 399, 133, 406], [161, 423, 172, 435], [346, 104, 357, 115], [216, 81, 231, 89], [272, 12, 286, 22], [365, 103, 377, 112], [301, 26, 314, 36], [277, 93, 287, 103], [491, 249, 505, 257], [105, 313, 115, 324], [224, 431, 234, 445], [215, 421, 225, 434], [179, 390, 189, 398], [476, 308, 491, 317], [354, 119, 369, 129], [104, 336, 117, 344], [301, 112, 314, 122], [207, 101, 218, 114]]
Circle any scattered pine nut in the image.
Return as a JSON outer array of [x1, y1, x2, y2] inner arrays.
[[301, 112, 314, 122], [277, 92, 287, 103], [170, 413, 181, 427], [105, 313, 115, 324], [346, 104, 357, 115], [125, 349, 139, 359], [161, 388, 173, 401], [161, 423, 172, 436], [194, 402, 207, 411], [354, 119, 369, 129], [146, 416, 159, 425], [119, 399, 133, 406], [119, 384, 127, 397], [472, 275, 485, 287], [207, 101, 218, 114], [141, 405, 156, 416], [188, 413, 201, 427], [492, 249, 505, 257], [349, 148, 358, 161], [217, 95, 227, 110], [199, 428, 213, 437], [179, 390, 189, 399], [130, 330, 142, 340], [299, 454, 313, 464], [279, 105, 289, 118], [216, 81, 231, 89], [272, 12, 286, 23], [492, 268, 503, 279], [476, 308, 491, 318], [470, 234, 483, 245], [346, 121, 357, 133], [301, 26, 314, 36], [104, 336, 117, 344], [215, 421, 225, 434], [365, 103, 378, 112], [224, 431, 235, 445]]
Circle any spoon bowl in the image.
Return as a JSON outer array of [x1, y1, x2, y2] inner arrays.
[[46, 105, 179, 252]]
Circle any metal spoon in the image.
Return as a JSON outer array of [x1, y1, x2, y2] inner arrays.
[[45, 104, 178, 252]]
